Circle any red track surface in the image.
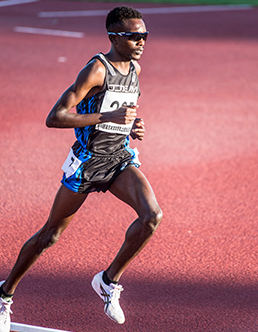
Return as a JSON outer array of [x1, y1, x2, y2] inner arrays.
[[1, 2, 258, 331]]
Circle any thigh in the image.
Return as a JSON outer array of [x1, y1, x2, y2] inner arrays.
[[46, 184, 88, 231], [108, 166, 159, 218]]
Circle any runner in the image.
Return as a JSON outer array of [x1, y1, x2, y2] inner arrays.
[[0, 6, 162, 331]]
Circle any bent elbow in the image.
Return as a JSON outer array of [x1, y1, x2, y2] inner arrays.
[[46, 112, 61, 128], [46, 115, 54, 128]]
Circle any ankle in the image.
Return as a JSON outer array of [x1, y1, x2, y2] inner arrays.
[[0, 283, 14, 301], [103, 271, 118, 286]]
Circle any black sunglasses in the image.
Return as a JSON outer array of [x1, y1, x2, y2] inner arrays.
[[108, 31, 149, 42]]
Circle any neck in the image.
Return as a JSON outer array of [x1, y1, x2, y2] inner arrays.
[[105, 50, 131, 75]]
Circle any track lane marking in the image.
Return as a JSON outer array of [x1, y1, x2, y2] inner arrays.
[[14, 26, 84, 38], [38, 5, 252, 18], [0, 0, 37, 7], [11, 322, 72, 332]]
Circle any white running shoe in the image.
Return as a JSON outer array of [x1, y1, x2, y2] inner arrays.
[[0, 281, 13, 332], [91, 271, 125, 324]]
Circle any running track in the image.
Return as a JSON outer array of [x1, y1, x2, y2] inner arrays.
[[1, 1, 258, 331]]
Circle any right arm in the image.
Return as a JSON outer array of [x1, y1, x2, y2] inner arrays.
[[46, 59, 137, 129]]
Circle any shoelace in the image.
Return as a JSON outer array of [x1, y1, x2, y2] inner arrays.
[[0, 299, 13, 322], [109, 285, 123, 306]]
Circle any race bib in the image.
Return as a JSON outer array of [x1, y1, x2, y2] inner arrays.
[[96, 90, 138, 135], [61, 148, 82, 178]]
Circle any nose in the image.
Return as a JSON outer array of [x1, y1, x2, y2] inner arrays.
[[137, 38, 145, 45]]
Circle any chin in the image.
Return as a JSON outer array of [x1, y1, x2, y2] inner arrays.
[[130, 54, 141, 61]]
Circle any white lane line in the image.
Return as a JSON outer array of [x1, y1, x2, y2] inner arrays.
[[11, 322, 72, 332], [139, 4, 252, 14], [14, 26, 84, 38], [0, 0, 37, 7], [38, 9, 109, 18], [38, 5, 252, 18]]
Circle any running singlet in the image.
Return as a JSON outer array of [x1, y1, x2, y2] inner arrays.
[[61, 53, 141, 193], [75, 52, 140, 156]]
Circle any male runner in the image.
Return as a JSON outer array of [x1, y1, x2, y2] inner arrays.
[[0, 6, 162, 331]]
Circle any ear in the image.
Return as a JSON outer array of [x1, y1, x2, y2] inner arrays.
[[108, 34, 118, 45]]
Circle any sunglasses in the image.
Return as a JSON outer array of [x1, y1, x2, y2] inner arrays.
[[108, 31, 149, 42]]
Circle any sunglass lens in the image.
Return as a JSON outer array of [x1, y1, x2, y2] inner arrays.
[[128, 33, 148, 42], [140, 33, 148, 41]]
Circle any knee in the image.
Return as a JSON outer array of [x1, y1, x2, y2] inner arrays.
[[142, 207, 163, 235], [34, 226, 60, 254]]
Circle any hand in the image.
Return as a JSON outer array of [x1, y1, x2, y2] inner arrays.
[[102, 105, 138, 125], [130, 118, 145, 140]]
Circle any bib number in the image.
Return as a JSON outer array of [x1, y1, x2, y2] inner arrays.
[[95, 91, 138, 135]]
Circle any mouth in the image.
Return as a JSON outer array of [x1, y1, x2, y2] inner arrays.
[[134, 48, 144, 55]]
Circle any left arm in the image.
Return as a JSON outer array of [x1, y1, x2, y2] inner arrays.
[[130, 61, 145, 140]]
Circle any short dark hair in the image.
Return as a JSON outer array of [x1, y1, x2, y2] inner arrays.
[[106, 6, 143, 32]]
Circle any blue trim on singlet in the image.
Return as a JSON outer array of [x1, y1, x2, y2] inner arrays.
[[74, 95, 96, 150]]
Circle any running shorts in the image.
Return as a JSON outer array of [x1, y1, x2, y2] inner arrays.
[[61, 145, 140, 194]]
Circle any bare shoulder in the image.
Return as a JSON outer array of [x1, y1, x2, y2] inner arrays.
[[132, 60, 141, 76], [72, 57, 106, 99], [77, 58, 106, 87]]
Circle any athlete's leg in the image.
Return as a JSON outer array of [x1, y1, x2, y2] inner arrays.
[[106, 166, 162, 282], [2, 185, 88, 295]]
